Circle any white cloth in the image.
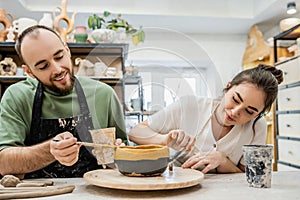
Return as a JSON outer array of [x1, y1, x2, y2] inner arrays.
[[148, 95, 267, 166]]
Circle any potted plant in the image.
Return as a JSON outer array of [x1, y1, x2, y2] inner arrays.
[[87, 12, 115, 43], [104, 11, 145, 45], [87, 11, 145, 45], [88, 13, 106, 30]]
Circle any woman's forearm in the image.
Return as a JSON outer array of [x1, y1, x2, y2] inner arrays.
[[217, 156, 243, 173], [129, 121, 167, 145], [0, 141, 55, 176]]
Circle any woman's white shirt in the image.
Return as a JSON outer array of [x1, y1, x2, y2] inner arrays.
[[148, 95, 267, 166]]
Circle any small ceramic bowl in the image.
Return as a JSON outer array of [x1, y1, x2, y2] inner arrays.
[[114, 145, 169, 177], [91, 29, 116, 43]]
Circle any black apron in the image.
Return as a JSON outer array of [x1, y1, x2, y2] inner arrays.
[[25, 78, 100, 178]]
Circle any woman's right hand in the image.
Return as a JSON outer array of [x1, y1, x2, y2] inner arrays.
[[164, 130, 196, 152]]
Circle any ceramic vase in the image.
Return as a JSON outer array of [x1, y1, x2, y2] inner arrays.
[[74, 26, 88, 43], [39, 13, 53, 29], [115, 28, 127, 43], [0, 8, 14, 41]]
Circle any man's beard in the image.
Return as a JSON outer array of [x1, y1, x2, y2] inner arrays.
[[48, 74, 75, 95], [35, 70, 76, 95]]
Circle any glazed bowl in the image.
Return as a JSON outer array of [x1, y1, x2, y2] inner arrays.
[[91, 29, 116, 43], [114, 144, 170, 177]]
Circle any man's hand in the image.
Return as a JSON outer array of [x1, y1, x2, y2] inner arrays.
[[50, 132, 80, 166]]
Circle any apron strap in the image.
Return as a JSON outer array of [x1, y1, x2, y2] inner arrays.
[[27, 82, 43, 145], [74, 77, 94, 130]]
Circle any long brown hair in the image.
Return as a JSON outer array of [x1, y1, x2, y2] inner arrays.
[[224, 64, 283, 132]]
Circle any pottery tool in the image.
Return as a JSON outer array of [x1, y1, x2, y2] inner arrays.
[[168, 147, 187, 172], [0, 184, 75, 199], [52, 139, 116, 148]]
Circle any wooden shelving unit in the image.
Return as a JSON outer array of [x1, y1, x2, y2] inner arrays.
[[0, 42, 129, 113]]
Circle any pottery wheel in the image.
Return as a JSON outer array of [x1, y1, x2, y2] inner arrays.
[[83, 167, 204, 191]]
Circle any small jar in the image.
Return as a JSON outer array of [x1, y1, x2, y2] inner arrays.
[[74, 26, 88, 43]]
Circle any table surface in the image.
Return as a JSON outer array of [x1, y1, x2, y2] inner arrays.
[[3, 171, 300, 200]]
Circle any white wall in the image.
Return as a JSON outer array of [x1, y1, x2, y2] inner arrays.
[[127, 29, 247, 98]]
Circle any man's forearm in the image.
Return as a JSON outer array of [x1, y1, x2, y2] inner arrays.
[[0, 141, 56, 176]]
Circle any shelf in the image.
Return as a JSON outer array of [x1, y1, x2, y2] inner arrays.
[[0, 76, 27, 82], [273, 24, 300, 63], [274, 24, 300, 40], [274, 55, 300, 66], [0, 42, 128, 56], [68, 43, 128, 59], [124, 76, 142, 84]]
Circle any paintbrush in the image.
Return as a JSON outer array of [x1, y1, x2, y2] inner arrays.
[[52, 139, 116, 148]]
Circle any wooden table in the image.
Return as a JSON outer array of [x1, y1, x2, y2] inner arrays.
[[2, 171, 299, 199]]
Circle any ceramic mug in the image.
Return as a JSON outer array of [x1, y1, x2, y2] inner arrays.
[[13, 18, 38, 35]]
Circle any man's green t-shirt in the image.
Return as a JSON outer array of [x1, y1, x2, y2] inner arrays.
[[0, 76, 127, 150]]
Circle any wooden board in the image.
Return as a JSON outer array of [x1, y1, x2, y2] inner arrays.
[[83, 167, 204, 191]]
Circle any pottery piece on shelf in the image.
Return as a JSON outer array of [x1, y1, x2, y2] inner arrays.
[[114, 28, 128, 43], [105, 67, 117, 77], [91, 29, 115, 43], [0, 8, 14, 41], [39, 13, 53, 29], [74, 26, 88, 43], [75, 58, 95, 76], [0, 57, 17, 76], [5, 26, 15, 42], [13, 18, 38, 36], [94, 61, 108, 77], [53, 0, 76, 41]]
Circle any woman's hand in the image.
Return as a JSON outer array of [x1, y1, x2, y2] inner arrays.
[[50, 132, 80, 166], [114, 138, 126, 147], [181, 151, 227, 174], [164, 130, 196, 152]]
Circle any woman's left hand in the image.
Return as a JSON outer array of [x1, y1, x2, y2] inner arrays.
[[181, 151, 227, 174], [114, 138, 126, 147]]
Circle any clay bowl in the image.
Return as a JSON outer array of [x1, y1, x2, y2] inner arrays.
[[114, 144, 170, 177]]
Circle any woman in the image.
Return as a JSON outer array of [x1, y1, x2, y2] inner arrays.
[[129, 64, 283, 174]]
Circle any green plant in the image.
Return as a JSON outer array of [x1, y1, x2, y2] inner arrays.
[[87, 14, 105, 30], [105, 11, 145, 46], [87, 11, 145, 45]]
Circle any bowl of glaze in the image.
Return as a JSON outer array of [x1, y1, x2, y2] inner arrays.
[[114, 144, 170, 177]]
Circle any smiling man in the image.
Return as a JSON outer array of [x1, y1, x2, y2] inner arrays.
[[0, 25, 127, 178]]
